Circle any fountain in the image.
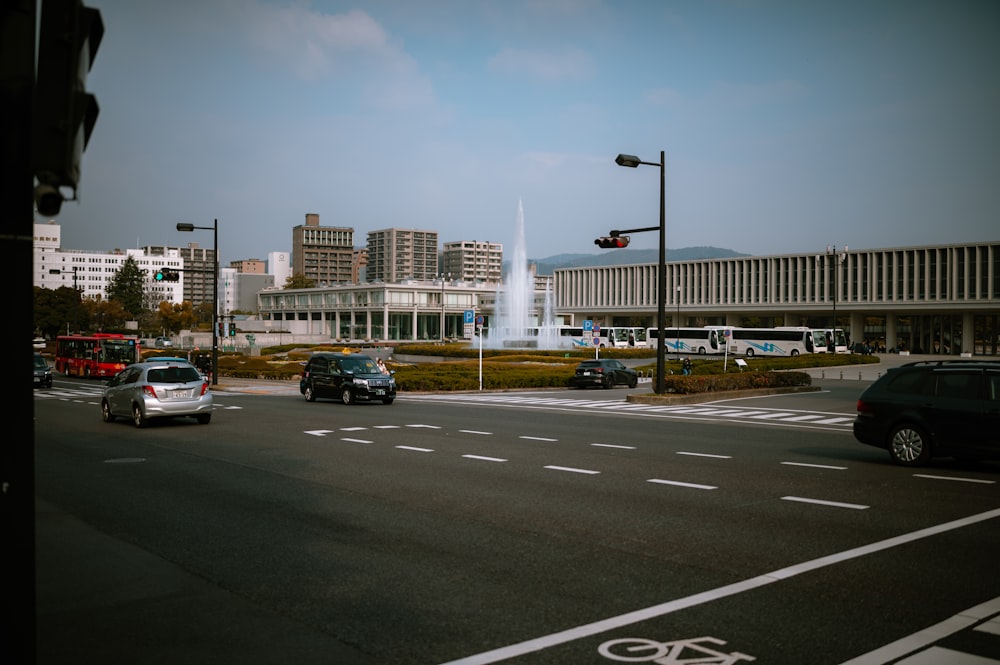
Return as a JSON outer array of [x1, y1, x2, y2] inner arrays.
[[484, 199, 564, 349]]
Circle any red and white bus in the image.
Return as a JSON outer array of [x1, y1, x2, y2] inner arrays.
[[54, 333, 142, 378]]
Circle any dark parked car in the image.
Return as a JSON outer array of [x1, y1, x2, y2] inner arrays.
[[300, 352, 396, 405], [853, 360, 1000, 466], [34, 353, 53, 388], [101, 361, 213, 427], [568, 358, 638, 389]]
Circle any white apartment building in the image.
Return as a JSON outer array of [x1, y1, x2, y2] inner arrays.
[[33, 221, 185, 306], [366, 228, 439, 282], [441, 240, 503, 284]]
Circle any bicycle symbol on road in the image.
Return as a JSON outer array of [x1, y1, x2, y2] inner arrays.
[[598, 636, 755, 664]]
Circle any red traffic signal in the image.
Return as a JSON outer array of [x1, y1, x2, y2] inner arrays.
[[595, 235, 630, 249]]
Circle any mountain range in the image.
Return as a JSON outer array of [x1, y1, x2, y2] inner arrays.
[[524, 246, 748, 276]]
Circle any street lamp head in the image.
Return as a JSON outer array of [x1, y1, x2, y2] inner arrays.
[[615, 153, 641, 168], [176, 223, 195, 232]]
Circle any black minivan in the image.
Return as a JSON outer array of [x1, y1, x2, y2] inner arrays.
[[300, 352, 396, 405], [853, 360, 1000, 466]]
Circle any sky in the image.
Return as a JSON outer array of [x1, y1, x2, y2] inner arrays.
[[49, 0, 1000, 266]]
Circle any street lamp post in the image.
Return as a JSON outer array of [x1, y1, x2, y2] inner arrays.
[[826, 244, 847, 352], [439, 272, 451, 341], [676, 285, 681, 356], [48, 265, 80, 291], [177, 219, 218, 385], [615, 151, 666, 394]]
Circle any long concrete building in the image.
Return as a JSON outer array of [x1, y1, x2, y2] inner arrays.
[[258, 240, 999, 356]]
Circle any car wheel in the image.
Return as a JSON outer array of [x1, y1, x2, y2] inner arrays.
[[341, 386, 354, 405], [602, 375, 613, 389], [888, 424, 931, 466], [101, 400, 115, 423], [628, 375, 638, 388], [791, 349, 799, 357], [697, 347, 706, 355], [131, 403, 147, 428], [196, 414, 211, 424], [84, 366, 91, 378], [304, 383, 316, 402], [382, 397, 394, 405]]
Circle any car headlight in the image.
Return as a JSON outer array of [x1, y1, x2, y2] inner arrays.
[[354, 378, 369, 388]]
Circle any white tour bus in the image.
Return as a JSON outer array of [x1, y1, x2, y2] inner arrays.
[[724, 326, 819, 357], [645, 326, 727, 355], [558, 326, 614, 348], [812, 328, 849, 354]]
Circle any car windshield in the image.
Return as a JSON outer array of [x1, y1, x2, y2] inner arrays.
[[147, 366, 202, 383], [340, 357, 380, 374], [35, 356, 48, 369]]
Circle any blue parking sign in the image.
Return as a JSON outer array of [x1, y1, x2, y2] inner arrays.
[[464, 310, 475, 324]]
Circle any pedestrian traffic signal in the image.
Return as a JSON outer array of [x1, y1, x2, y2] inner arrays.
[[217, 321, 225, 337], [33, 0, 104, 216], [595, 235, 630, 249], [228, 322, 236, 337]]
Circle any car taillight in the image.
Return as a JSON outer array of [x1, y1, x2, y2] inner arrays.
[[199, 382, 209, 396], [856, 399, 874, 415], [142, 385, 158, 399]]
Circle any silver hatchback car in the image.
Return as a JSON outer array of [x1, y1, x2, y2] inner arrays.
[[101, 361, 213, 427]]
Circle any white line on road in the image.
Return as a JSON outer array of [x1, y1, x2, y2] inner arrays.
[[677, 451, 732, 459], [340, 438, 372, 444], [782, 462, 848, 470], [521, 436, 558, 442], [460, 430, 493, 435], [396, 445, 433, 453], [591, 443, 636, 450], [462, 455, 507, 463], [647, 479, 718, 490], [544, 466, 600, 475], [782, 496, 869, 510], [913, 474, 996, 485], [440, 508, 1000, 665]]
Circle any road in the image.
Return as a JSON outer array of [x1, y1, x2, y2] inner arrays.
[[33, 375, 1000, 664]]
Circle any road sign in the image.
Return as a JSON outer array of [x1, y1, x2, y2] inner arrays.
[[475, 315, 484, 326], [464, 310, 474, 324], [583, 320, 593, 332]]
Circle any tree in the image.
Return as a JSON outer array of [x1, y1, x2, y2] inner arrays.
[[34, 286, 85, 338], [82, 298, 130, 332], [284, 273, 316, 289], [105, 256, 146, 318], [156, 300, 197, 334]]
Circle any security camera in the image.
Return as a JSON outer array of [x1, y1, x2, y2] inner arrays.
[[34, 183, 64, 217]]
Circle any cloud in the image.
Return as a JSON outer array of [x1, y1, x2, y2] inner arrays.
[[239, 3, 396, 79], [488, 47, 593, 81]]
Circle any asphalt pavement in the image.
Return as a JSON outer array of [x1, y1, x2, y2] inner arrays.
[[29, 351, 952, 664]]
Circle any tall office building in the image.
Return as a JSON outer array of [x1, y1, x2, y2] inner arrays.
[[291, 213, 355, 286], [365, 228, 439, 282], [441, 240, 503, 284]]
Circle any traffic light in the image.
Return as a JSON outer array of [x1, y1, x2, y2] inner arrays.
[[228, 322, 236, 337], [154, 268, 180, 281], [595, 235, 630, 249], [33, 0, 104, 217], [218, 321, 225, 337]]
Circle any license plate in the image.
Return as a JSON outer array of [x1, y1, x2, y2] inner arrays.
[[374, 389, 385, 396]]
